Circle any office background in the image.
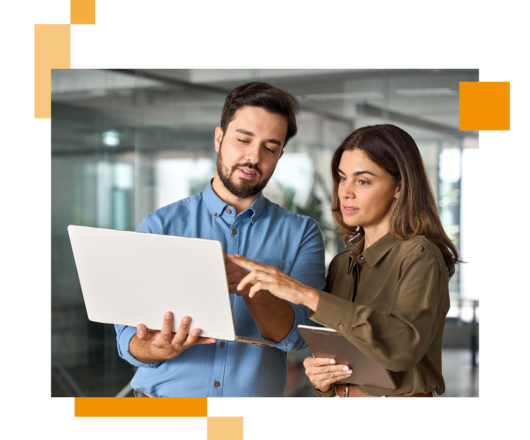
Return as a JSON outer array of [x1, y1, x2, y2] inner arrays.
[[51, 69, 479, 397]]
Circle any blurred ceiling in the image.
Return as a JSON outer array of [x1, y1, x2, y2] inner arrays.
[[51, 69, 479, 155]]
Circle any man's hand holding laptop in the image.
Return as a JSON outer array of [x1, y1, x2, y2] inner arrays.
[[131, 312, 217, 363]]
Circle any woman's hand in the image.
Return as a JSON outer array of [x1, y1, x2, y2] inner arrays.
[[227, 254, 320, 309], [303, 357, 353, 393], [223, 252, 254, 296]]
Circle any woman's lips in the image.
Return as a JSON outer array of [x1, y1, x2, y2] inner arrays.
[[342, 206, 359, 214]]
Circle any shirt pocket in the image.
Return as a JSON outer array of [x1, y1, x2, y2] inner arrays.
[[251, 257, 294, 276]]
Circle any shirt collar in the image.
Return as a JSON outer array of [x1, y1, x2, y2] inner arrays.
[[247, 191, 266, 220], [202, 179, 266, 220], [351, 232, 401, 268], [202, 179, 229, 217]]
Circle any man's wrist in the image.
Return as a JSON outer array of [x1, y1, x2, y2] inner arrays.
[[130, 335, 171, 364]]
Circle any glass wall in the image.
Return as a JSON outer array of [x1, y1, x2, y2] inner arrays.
[[52, 69, 479, 397]]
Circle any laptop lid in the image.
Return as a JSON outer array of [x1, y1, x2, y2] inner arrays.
[[68, 225, 239, 340]]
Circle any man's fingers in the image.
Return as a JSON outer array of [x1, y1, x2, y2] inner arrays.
[[182, 327, 201, 347], [160, 311, 174, 343], [182, 330, 217, 348], [172, 316, 191, 345], [136, 324, 154, 341], [194, 336, 218, 345]]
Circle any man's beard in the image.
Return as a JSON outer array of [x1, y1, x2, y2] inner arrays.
[[216, 147, 272, 198]]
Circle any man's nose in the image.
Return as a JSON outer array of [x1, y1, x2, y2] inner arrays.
[[244, 143, 262, 164]]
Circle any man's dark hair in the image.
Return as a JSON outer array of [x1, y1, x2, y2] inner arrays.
[[220, 82, 299, 148]]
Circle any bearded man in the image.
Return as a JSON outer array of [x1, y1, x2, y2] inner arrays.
[[115, 82, 326, 397]]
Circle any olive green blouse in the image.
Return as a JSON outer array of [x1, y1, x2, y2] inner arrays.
[[308, 232, 450, 397]]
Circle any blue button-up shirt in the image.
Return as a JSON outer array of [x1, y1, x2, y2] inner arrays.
[[115, 180, 326, 397]]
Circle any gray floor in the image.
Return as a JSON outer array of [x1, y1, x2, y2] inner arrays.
[[439, 348, 479, 397]]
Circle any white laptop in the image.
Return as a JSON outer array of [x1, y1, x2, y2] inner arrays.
[[67, 225, 274, 347]]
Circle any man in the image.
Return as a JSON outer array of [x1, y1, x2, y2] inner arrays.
[[115, 82, 326, 397]]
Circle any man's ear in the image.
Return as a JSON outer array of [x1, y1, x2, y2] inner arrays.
[[278, 149, 284, 160], [214, 127, 223, 153]]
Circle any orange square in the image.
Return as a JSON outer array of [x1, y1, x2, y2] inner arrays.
[[71, 0, 96, 25], [74, 397, 207, 417], [460, 82, 510, 130]]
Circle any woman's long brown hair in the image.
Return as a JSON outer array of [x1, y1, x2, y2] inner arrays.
[[331, 124, 461, 278]]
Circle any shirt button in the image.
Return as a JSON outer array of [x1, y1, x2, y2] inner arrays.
[[226, 209, 232, 214], [338, 324, 344, 330], [213, 213, 217, 217], [232, 230, 237, 235], [360, 256, 364, 260], [252, 217, 255, 222], [220, 342, 225, 347], [214, 381, 221, 387]]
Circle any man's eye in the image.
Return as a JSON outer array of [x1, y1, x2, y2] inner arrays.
[[264, 147, 276, 153], [238, 139, 250, 143]]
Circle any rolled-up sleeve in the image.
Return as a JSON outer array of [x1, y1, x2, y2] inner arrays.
[[273, 220, 326, 352], [310, 250, 447, 372], [115, 324, 163, 368]]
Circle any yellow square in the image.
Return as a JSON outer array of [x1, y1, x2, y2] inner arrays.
[[34, 25, 70, 118], [206, 416, 245, 440], [33, 23, 72, 69]]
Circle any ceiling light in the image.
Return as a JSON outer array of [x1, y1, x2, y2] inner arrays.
[[396, 88, 457, 96], [103, 130, 120, 147], [299, 91, 383, 101]]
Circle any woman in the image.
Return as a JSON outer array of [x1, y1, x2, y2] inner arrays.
[[229, 124, 460, 397]]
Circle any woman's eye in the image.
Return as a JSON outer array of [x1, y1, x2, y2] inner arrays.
[[338, 176, 346, 182], [358, 180, 369, 186]]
